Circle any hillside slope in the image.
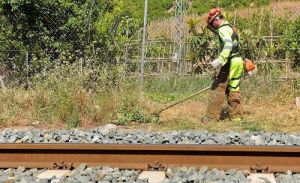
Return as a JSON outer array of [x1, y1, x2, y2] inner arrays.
[[126, 0, 271, 20], [147, 0, 300, 39]]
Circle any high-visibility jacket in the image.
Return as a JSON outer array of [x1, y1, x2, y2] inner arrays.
[[217, 21, 244, 92]]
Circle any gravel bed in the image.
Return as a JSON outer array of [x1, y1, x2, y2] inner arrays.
[[1, 165, 299, 183], [164, 167, 249, 183], [1, 124, 300, 145], [164, 167, 300, 183], [0, 165, 145, 183]]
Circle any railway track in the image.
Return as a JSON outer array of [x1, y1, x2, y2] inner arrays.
[[1, 144, 300, 173]]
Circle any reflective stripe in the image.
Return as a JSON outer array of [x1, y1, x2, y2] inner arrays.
[[223, 45, 232, 50], [228, 54, 240, 59], [224, 39, 232, 43]]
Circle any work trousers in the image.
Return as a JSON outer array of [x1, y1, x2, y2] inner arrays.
[[206, 59, 243, 120]]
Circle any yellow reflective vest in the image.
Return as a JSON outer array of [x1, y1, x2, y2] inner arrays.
[[217, 21, 244, 92]]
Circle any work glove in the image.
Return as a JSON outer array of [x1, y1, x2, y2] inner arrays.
[[210, 59, 222, 69]]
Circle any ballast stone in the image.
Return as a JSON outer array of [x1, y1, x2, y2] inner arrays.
[[138, 171, 166, 183], [37, 170, 71, 179], [3, 127, 300, 146], [2, 167, 300, 183], [247, 173, 276, 183]]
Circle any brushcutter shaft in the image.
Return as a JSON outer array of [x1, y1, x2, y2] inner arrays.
[[154, 85, 211, 115]]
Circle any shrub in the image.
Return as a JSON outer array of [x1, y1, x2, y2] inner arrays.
[[284, 17, 300, 67]]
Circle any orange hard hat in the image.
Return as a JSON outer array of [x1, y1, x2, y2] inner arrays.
[[245, 59, 256, 72], [206, 8, 222, 24]]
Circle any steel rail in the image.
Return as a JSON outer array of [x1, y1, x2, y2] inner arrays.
[[0, 144, 300, 173]]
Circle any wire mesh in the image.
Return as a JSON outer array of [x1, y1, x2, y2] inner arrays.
[[0, 1, 298, 86]]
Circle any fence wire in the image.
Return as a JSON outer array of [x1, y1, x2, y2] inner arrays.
[[0, 1, 299, 87]]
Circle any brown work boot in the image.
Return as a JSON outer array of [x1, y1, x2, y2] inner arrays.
[[199, 116, 219, 123]]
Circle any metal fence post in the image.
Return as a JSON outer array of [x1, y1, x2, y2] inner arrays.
[[140, 0, 148, 86], [25, 51, 29, 89], [0, 76, 5, 90]]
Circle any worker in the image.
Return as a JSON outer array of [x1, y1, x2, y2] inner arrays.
[[201, 8, 245, 122]]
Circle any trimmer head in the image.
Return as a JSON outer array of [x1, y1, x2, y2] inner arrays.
[[151, 112, 160, 123]]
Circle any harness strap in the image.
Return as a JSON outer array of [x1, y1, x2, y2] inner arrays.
[[228, 54, 240, 60], [219, 24, 232, 29], [230, 77, 241, 81]]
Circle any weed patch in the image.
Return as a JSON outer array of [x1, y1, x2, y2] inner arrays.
[[239, 120, 263, 132], [115, 108, 156, 125]]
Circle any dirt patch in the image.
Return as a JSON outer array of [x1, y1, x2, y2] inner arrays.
[[142, 99, 300, 133], [160, 100, 207, 122]]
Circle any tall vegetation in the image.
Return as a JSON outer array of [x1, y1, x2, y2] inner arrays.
[[284, 18, 300, 67], [187, 11, 300, 68], [0, 0, 299, 82], [0, 0, 298, 128], [0, 0, 141, 83]]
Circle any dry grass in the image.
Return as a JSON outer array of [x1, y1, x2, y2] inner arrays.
[[124, 76, 300, 133], [0, 83, 299, 133], [117, 92, 299, 133], [0, 63, 142, 129], [148, 15, 197, 39], [147, 101, 300, 133], [0, 88, 144, 130], [0, 63, 298, 134], [236, 1, 300, 19]]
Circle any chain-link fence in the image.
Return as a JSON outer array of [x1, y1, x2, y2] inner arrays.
[[0, 0, 299, 88], [0, 0, 98, 83], [127, 1, 298, 77]]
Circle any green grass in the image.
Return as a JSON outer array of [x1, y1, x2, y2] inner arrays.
[[144, 75, 211, 103], [236, 120, 263, 132], [124, 0, 173, 20]]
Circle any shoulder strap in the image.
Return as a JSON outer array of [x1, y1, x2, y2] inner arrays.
[[218, 24, 232, 29]]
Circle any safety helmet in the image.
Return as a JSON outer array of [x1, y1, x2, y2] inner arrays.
[[206, 8, 222, 24]]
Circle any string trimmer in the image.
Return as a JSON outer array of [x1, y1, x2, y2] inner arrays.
[[151, 59, 256, 121], [151, 85, 211, 120], [151, 65, 219, 121]]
